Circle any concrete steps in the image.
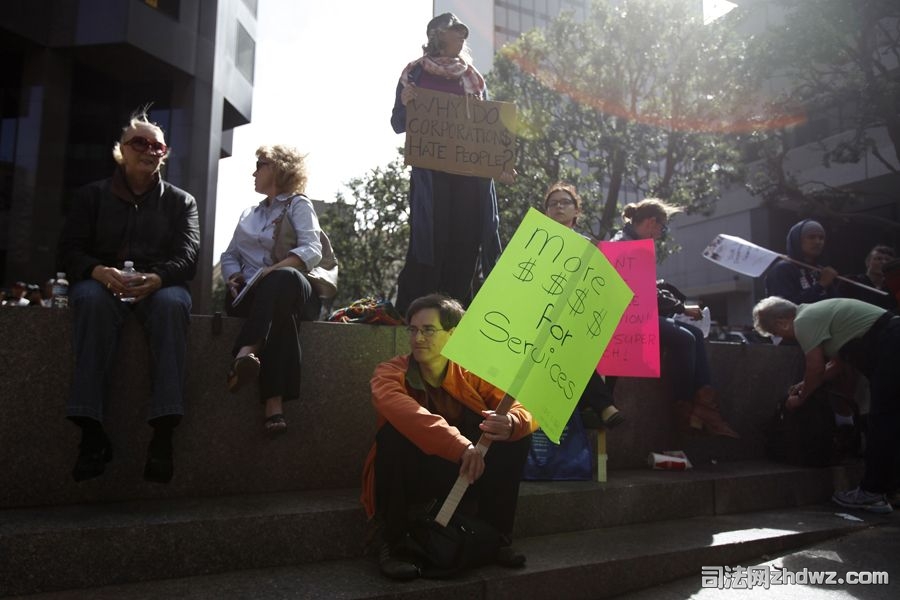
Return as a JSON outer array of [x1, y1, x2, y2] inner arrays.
[[6, 505, 880, 600], [1, 311, 875, 598], [0, 460, 866, 597], [618, 520, 900, 599]]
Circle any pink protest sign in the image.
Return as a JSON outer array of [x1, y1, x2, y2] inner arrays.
[[596, 239, 661, 377]]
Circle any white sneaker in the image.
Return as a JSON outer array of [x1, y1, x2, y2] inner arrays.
[[832, 487, 893, 514]]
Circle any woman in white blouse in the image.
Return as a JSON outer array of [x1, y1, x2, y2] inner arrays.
[[220, 145, 323, 435]]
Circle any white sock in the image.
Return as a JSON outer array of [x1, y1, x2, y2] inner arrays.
[[834, 413, 854, 427]]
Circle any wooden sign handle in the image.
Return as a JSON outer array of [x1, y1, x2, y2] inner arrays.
[[434, 394, 515, 527], [781, 255, 888, 296]]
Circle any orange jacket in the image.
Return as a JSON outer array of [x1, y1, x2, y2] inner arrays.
[[360, 354, 535, 518]]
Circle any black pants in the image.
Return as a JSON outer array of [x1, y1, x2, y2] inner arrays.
[[227, 268, 319, 402], [395, 171, 484, 314], [659, 318, 710, 402], [374, 410, 531, 544], [846, 315, 900, 493], [578, 371, 618, 413]]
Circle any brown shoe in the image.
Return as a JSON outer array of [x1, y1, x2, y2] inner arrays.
[[675, 401, 703, 434], [691, 386, 740, 438]]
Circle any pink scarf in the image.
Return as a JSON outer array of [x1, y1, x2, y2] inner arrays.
[[400, 55, 486, 98]]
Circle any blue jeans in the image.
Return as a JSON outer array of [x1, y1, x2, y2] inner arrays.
[[658, 317, 710, 403], [67, 279, 191, 421]]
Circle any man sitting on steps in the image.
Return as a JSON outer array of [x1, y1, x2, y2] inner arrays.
[[360, 293, 535, 580]]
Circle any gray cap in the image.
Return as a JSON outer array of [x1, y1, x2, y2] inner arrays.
[[427, 12, 469, 38]]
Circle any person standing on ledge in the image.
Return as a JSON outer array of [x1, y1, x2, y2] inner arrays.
[[56, 107, 199, 484], [390, 13, 508, 315]]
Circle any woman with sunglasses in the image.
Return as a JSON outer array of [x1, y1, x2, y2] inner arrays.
[[611, 199, 739, 438], [219, 145, 323, 435], [542, 182, 624, 429], [56, 108, 200, 484]]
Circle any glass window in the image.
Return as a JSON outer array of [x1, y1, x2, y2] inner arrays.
[[240, 0, 258, 17], [548, 0, 561, 18], [508, 8, 520, 33], [521, 13, 535, 32], [142, 0, 180, 20], [494, 5, 507, 29], [235, 22, 255, 83]]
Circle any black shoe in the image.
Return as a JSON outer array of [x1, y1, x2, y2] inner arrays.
[[72, 436, 113, 482], [496, 545, 526, 568], [378, 542, 419, 581], [580, 407, 604, 429], [143, 435, 173, 484]]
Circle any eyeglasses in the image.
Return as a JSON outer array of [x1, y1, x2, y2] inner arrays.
[[547, 198, 575, 208], [406, 325, 445, 338], [123, 136, 168, 156], [256, 160, 272, 171]]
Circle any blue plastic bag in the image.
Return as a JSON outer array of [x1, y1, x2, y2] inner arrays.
[[522, 410, 593, 481]]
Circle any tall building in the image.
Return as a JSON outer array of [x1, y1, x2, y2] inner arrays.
[[435, 0, 590, 72], [436, 0, 900, 326], [1, 0, 256, 312]]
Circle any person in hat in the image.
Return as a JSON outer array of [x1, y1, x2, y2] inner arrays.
[[765, 219, 839, 304], [390, 13, 507, 315]]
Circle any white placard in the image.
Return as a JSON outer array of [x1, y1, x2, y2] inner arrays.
[[702, 234, 780, 277]]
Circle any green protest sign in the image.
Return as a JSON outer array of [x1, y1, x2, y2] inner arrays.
[[441, 209, 633, 442]]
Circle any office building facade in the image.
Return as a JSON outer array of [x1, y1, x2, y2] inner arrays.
[[1, 0, 256, 312]]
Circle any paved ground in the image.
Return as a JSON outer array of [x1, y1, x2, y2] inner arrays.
[[617, 511, 899, 599]]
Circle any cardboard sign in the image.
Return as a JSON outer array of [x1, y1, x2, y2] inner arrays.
[[404, 87, 517, 179], [441, 209, 633, 442], [596, 240, 661, 377]]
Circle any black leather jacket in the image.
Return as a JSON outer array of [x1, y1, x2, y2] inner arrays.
[[57, 168, 200, 286]]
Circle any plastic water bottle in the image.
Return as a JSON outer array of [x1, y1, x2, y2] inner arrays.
[[51, 272, 69, 308], [121, 261, 138, 303]]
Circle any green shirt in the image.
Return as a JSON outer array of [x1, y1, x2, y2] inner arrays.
[[794, 298, 886, 357]]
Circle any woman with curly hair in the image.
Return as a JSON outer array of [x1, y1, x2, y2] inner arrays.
[[220, 145, 323, 435]]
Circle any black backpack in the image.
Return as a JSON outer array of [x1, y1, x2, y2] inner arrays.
[[764, 387, 836, 467]]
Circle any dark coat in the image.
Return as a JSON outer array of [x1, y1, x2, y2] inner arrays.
[[765, 219, 834, 303], [57, 168, 200, 287], [390, 64, 501, 274]]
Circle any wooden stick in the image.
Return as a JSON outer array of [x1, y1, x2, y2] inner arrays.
[[596, 429, 608, 483], [781, 255, 888, 296], [434, 393, 515, 527]]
